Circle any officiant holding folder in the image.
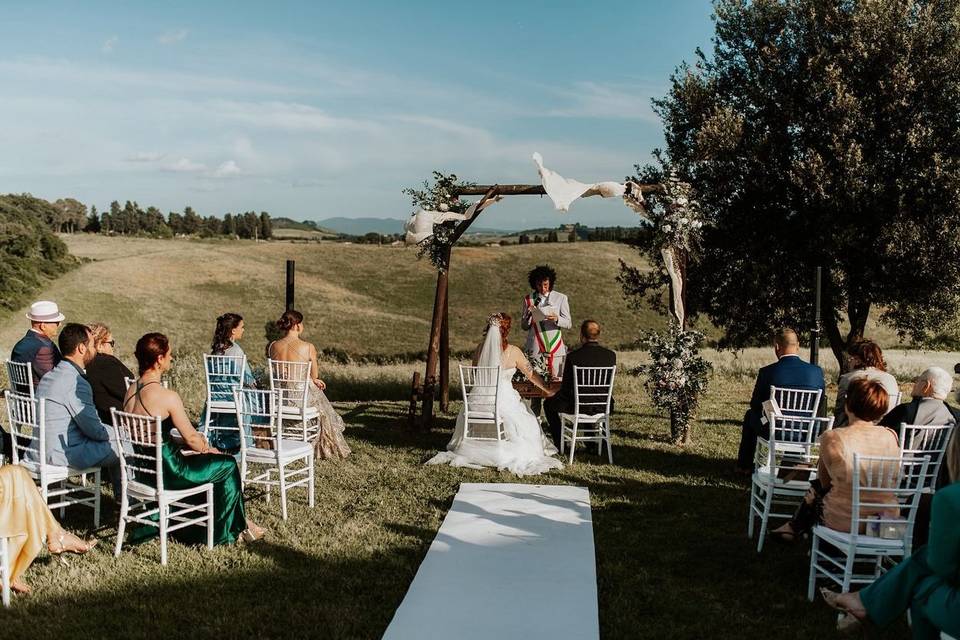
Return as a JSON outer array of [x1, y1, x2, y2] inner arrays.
[[521, 265, 572, 382]]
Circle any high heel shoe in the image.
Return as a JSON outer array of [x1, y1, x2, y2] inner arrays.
[[239, 528, 265, 543]]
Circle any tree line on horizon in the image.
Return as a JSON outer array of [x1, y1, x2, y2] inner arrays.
[[42, 197, 272, 240]]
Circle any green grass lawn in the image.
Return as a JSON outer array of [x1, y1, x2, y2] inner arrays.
[[0, 235, 924, 638], [0, 371, 909, 639]]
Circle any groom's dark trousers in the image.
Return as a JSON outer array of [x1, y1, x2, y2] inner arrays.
[[544, 341, 617, 448]]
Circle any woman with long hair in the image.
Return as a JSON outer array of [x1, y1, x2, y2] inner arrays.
[[122, 333, 264, 546], [205, 312, 257, 451], [834, 339, 900, 426], [427, 312, 562, 476], [268, 309, 350, 459]]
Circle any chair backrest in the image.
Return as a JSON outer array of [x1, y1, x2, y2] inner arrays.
[[268, 359, 311, 412], [459, 365, 500, 440], [5, 360, 34, 399], [850, 454, 929, 550], [761, 414, 831, 469], [770, 385, 821, 418], [898, 423, 954, 489], [572, 366, 616, 416], [110, 408, 164, 495], [4, 391, 43, 466], [204, 355, 245, 404], [232, 388, 283, 454]]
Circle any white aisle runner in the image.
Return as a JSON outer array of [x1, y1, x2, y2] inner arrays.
[[383, 482, 598, 640]]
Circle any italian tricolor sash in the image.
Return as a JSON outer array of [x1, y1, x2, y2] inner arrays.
[[525, 293, 564, 372]]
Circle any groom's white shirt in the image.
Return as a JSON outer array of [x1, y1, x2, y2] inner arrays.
[[520, 289, 572, 356]]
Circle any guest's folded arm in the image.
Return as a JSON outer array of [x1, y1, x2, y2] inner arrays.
[[167, 396, 212, 453]]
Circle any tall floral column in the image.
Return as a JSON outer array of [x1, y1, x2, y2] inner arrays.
[[637, 174, 711, 445]]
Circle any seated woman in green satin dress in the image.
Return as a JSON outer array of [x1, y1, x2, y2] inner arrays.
[[122, 332, 265, 546], [822, 429, 960, 639]]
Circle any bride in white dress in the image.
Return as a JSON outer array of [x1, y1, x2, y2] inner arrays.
[[427, 312, 563, 476]]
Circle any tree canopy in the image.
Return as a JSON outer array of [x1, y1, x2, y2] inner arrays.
[[622, 0, 960, 366], [0, 194, 76, 311]]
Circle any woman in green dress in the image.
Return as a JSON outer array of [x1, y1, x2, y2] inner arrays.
[[121, 332, 265, 546], [822, 429, 960, 638]]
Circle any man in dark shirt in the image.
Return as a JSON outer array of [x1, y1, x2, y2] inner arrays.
[[543, 320, 617, 449]]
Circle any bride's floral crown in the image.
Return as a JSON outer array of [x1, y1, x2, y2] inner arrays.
[[487, 313, 503, 328]]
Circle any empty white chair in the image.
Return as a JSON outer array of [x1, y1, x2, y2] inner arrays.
[[4, 391, 101, 527], [749, 413, 833, 552], [229, 388, 315, 520], [201, 354, 246, 431], [770, 385, 822, 418], [5, 360, 34, 399], [268, 359, 320, 442], [459, 365, 503, 441], [807, 454, 929, 600], [111, 408, 213, 565], [898, 423, 954, 490], [559, 365, 616, 464]]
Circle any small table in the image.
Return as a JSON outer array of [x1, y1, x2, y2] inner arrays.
[[512, 379, 562, 399]]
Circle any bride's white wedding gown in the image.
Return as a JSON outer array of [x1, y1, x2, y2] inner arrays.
[[427, 345, 563, 477]]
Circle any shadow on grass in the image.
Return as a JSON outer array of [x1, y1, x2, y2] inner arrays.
[[3, 541, 424, 640]]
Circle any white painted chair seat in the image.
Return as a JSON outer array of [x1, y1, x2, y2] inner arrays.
[[466, 410, 496, 421], [245, 439, 314, 464], [559, 411, 606, 423], [280, 405, 319, 419], [752, 464, 817, 490], [17, 460, 99, 484], [813, 525, 911, 551], [208, 400, 236, 410]]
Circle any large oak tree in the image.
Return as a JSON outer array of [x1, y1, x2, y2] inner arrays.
[[622, 0, 960, 368]]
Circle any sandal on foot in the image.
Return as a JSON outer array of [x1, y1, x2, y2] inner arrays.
[[49, 531, 97, 555]]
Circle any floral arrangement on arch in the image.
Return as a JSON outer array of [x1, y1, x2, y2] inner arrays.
[[647, 172, 703, 254], [403, 171, 475, 271], [636, 326, 712, 444]]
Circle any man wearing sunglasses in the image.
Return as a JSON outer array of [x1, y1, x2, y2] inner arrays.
[[11, 300, 65, 386]]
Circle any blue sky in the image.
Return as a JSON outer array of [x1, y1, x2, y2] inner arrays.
[[0, 1, 715, 230]]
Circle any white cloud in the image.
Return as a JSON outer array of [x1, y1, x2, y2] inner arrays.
[[101, 36, 118, 54], [163, 157, 206, 173], [126, 151, 164, 162], [212, 160, 241, 178], [158, 28, 189, 45], [545, 81, 661, 121], [213, 100, 376, 133]]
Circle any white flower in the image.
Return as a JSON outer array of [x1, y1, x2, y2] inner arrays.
[[439, 203, 449, 212], [679, 217, 689, 225], [694, 220, 703, 229], [659, 357, 668, 365], [662, 224, 673, 232], [672, 357, 684, 369], [676, 197, 688, 206]]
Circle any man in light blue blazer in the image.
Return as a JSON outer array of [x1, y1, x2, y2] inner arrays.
[[31, 323, 121, 490]]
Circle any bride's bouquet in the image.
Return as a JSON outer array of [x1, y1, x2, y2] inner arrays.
[[512, 350, 553, 384]]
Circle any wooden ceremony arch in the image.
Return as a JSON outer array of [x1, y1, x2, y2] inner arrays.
[[408, 181, 663, 429]]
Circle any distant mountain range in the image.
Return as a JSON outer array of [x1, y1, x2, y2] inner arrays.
[[312, 217, 508, 236]]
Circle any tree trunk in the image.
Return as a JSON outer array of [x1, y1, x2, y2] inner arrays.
[[820, 269, 870, 376]]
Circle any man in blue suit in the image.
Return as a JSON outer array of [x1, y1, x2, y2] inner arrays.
[[3, 300, 65, 460], [10, 300, 64, 387], [30, 323, 121, 490], [735, 328, 825, 473]]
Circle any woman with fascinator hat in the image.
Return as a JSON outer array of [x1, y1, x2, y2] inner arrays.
[[427, 312, 562, 476]]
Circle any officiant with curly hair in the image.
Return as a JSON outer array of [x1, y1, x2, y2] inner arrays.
[[520, 265, 572, 383]]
